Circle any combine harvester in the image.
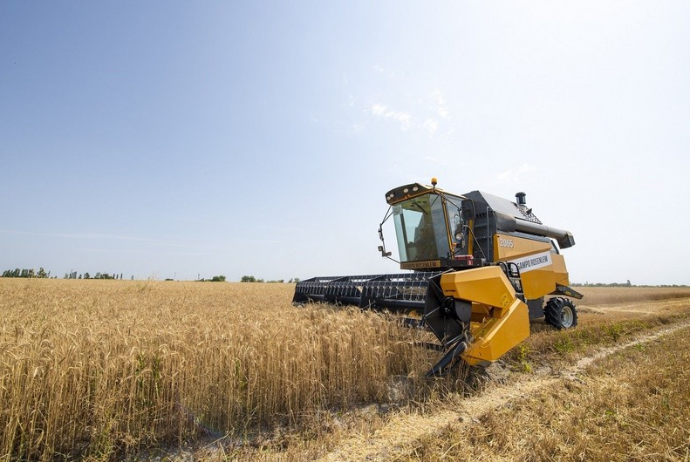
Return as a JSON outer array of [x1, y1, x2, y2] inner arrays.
[[293, 179, 582, 376]]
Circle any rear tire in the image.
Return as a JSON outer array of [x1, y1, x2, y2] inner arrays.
[[544, 297, 578, 330]]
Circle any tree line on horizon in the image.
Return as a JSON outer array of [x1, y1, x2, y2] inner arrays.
[[1, 268, 128, 280], [1, 268, 51, 278], [0, 269, 301, 283], [240, 275, 301, 283]]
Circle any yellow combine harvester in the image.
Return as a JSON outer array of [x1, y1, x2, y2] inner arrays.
[[293, 179, 582, 376]]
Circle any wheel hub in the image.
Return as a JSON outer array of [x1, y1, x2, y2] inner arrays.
[[561, 305, 574, 328]]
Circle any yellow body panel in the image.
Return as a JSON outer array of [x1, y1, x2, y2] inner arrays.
[[439, 266, 531, 366], [440, 266, 517, 309], [493, 233, 562, 300], [522, 268, 556, 300], [493, 233, 551, 260], [462, 297, 530, 366], [551, 253, 570, 286]]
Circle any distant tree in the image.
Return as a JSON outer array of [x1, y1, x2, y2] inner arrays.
[[0, 268, 55, 278], [210, 275, 226, 282], [96, 273, 115, 280], [84, 272, 90, 279], [241, 275, 256, 283]]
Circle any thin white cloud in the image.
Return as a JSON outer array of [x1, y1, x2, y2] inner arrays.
[[372, 65, 396, 79], [497, 164, 537, 181], [369, 104, 412, 131], [497, 170, 511, 180], [371, 103, 387, 117], [423, 118, 438, 136], [365, 90, 448, 137], [432, 89, 449, 118]]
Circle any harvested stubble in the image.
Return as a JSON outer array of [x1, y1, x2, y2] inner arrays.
[[409, 325, 690, 462], [0, 279, 426, 460], [576, 286, 690, 305]]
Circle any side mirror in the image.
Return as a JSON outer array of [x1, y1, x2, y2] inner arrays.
[[378, 245, 392, 258], [454, 225, 466, 250]]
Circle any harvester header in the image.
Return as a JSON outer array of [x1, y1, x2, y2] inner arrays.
[[294, 179, 581, 376]]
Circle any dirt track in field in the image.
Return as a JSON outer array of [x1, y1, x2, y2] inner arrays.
[[318, 296, 690, 462]]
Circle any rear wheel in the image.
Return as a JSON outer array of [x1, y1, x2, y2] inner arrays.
[[544, 297, 578, 330]]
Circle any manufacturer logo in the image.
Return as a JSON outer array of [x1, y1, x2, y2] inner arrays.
[[509, 251, 552, 273], [403, 261, 441, 269]]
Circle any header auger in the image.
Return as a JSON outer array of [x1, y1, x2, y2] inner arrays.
[[293, 179, 582, 376]]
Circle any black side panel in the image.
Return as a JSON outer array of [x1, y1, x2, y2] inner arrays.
[[463, 191, 495, 262], [527, 297, 544, 320]]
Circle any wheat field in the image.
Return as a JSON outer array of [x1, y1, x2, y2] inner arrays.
[[2, 279, 689, 461], [0, 279, 433, 460]]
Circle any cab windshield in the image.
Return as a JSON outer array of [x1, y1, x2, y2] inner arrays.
[[392, 193, 451, 262]]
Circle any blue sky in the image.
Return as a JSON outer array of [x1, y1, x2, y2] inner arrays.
[[1, 2, 689, 284]]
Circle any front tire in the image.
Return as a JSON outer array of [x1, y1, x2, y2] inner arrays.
[[544, 297, 578, 330]]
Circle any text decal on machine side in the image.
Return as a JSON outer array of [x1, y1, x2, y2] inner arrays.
[[509, 251, 552, 273]]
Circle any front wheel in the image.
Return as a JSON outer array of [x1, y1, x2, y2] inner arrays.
[[544, 297, 578, 330]]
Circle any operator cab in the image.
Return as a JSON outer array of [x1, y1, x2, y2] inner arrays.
[[382, 180, 478, 271]]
